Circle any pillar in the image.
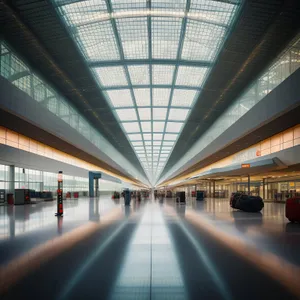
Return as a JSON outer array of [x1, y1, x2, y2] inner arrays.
[[95, 178, 99, 197], [248, 175, 250, 195], [89, 172, 94, 197], [40, 171, 44, 192], [213, 180, 215, 198], [9, 165, 15, 194], [263, 178, 266, 199]]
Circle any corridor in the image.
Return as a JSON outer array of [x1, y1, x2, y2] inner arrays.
[[0, 196, 299, 300]]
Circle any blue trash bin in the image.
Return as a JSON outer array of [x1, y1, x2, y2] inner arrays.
[[124, 189, 131, 206], [196, 191, 205, 201]]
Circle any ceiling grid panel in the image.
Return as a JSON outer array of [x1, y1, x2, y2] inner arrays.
[[156, 0, 191, 178], [53, 0, 242, 184], [105, 0, 149, 169], [147, 0, 153, 178]]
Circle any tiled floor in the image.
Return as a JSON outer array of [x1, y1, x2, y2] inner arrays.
[[0, 196, 300, 299]]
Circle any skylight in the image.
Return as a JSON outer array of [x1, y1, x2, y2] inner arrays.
[[54, 0, 241, 184]]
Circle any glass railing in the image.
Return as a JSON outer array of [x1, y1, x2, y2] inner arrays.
[[0, 41, 147, 183]]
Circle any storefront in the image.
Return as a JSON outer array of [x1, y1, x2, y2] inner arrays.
[[265, 179, 300, 202]]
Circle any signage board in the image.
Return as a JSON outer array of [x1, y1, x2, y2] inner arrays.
[[241, 164, 250, 168], [58, 171, 63, 182]]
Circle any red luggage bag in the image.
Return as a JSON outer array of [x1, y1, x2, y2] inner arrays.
[[286, 197, 300, 223]]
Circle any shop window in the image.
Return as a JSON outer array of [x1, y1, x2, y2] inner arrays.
[[270, 134, 281, 147], [293, 125, 300, 139], [37, 142, 45, 155], [283, 141, 293, 149], [6, 130, 18, 148], [29, 140, 38, 154], [0, 127, 6, 144], [261, 148, 271, 156], [294, 137, 300, 146], [261, 139, 270, 151], [283, 129, 293, 143], [19, 135, 30, 151], [271, 145, 281, 153]]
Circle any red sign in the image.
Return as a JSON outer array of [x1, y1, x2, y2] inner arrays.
[[241, 164, 250, 168], [256, 150, 261, 157]]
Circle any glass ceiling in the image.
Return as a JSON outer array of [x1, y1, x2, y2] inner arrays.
[[54, 0, 241, 184]]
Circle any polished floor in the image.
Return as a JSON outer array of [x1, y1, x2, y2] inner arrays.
[[0, 196, 300, 299]]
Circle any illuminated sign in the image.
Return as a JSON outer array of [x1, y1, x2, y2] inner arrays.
[[58, 171, 63, 182], [241, 164, 250, 168]]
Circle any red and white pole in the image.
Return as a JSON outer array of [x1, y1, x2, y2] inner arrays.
[[55, 171, 63, 217]]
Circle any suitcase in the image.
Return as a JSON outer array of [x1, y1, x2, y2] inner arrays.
[[286, 198, 300, 223], [230, 193, 239, 208], [176, 192, 186, 204], [233, 194, 264, 212]]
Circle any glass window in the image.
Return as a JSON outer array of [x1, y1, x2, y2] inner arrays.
[[166, 122, 183, 133], [117, 17, 148, 59], [128, 65, 150, 85], [138, 108, 151, 120], [153, 88, 171, 106], [153, 108, 167, 120], [168, 108, 189, 121], [116, 108, 138, 121], [176, 66, 208, 87], [182, 20, 226, 61], [122, 122, 140, 133], [106, 89, 134, 107], [141, 122, 151, 132], [134, 89, 151, 106], [32, 75, 45, 102], [171, 89, 198, 107], [94, 66, 128, 87], [153, 122, 165, 132], [152, 17, 182, 59], [152, 64, 175, 85], [76, 21, 120, 61]]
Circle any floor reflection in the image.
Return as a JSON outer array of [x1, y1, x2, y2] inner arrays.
[[1, 196, 300, 299], [110, 202, 186, 300], [0, 197, 120, 240]]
